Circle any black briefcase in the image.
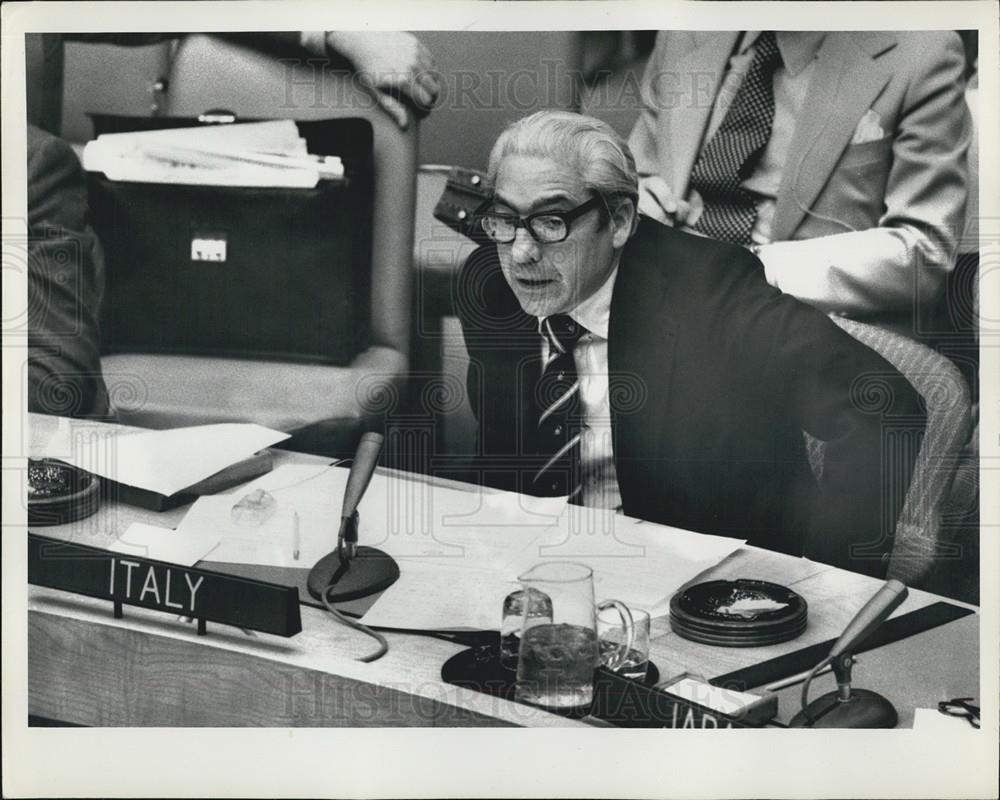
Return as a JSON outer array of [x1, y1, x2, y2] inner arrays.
[[87, 114, 373, 366]]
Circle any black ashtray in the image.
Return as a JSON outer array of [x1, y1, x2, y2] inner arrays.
[[670, 579, 808, 647], [27, 459, 100, 526]]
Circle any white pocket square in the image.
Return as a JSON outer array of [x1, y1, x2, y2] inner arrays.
[[851, 109, 886, 144]]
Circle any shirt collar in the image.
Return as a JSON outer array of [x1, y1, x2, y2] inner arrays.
[[739, 31, 827, 77], [538, 266, 618, 341]]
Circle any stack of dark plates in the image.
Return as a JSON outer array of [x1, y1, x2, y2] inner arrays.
[[669, 579, 808, 647]]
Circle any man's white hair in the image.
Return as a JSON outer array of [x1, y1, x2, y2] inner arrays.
[[486, 110, 640, 218]]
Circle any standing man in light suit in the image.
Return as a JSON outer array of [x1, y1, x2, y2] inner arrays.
[[628, 31, 971, 337]]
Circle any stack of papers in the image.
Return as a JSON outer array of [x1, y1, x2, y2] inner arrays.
[[83, 120, 344, 188], [28, 415, 290, 497]]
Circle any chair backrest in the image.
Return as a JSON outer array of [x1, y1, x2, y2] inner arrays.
[[163, 34, 416, 357], [805, 317, 972, 586], [59, 37, 175, 143]]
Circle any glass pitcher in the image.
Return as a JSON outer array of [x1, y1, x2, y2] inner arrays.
[[514, 561, 633, 711]]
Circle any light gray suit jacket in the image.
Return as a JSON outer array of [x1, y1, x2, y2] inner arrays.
[[628, 31, 971, 331]]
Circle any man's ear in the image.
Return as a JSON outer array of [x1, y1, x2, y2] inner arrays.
[[610, 200, 638, 248]]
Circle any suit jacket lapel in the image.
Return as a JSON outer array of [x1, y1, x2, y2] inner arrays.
[[510, 311, 542, 458], [469, 245, 542, 459], [664, 32, 740, 197], [609, 225, 677, 466], [772, 32, 898, 239]]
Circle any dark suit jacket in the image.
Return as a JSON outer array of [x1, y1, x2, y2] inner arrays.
[[27, 124, 111, 419], [457, 218, 926, 577]]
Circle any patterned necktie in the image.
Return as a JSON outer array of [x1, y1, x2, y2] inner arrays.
[[689, 31, 783, 245], [532, 314, 585, 499]]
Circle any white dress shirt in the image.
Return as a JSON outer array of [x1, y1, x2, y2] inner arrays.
[[539, 268, 623, 510]]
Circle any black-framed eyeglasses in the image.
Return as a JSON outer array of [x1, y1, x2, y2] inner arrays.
[[480, 196, 602, 244], [937, 697, 980, 729]]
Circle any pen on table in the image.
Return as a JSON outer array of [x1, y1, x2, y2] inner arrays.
[[292, 511, 301, 562], [761, 661, 841, 693]]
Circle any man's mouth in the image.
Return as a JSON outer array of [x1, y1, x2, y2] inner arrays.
[[516, 276, 556, 287]]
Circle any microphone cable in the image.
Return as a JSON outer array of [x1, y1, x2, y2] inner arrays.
[[798, 654, 835, 726], [321, 587, 389, 663], [332, 607, 495, 648]]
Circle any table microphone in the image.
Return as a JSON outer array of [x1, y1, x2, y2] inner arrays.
[[790, 579, 909, 728], [306, 432, 400, 602]]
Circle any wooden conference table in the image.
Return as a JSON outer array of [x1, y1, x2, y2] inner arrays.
[[28, 449, 979, 728]]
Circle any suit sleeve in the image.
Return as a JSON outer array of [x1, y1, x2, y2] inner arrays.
[[717, 248, 926, 576], [627, 32, 670, 177], [758, 32, 971, 320], [27, 126, 112, 420]]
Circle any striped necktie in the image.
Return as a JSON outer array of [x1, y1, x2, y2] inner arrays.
[[689, 31, 783, 245], [532, 314, 585, 499]]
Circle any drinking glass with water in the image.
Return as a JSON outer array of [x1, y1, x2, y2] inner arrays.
[[598, 606, 651, 682], [501, 588, 553, 671]]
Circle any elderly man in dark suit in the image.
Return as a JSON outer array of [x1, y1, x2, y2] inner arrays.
[[457, 110, 925, 577]]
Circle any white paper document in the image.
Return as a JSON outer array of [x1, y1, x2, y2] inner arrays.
[[172, 464, 744, 629], [200, 465, 566, 569], [182, 495, 333, 568], [180, 463, 345, 568], [360, 564, 518, 631], [361, 509, 743, 630], [32, 417, 290, 496], [82, 120, 342, 187], [109, 522, 221, 568], [85, 119, 304, 153], [516, 508, 747, 617]]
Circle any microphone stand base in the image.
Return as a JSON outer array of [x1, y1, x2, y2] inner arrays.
[[789, 689, 898, 728], [306, 547, 400, 603]]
